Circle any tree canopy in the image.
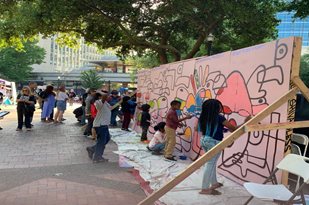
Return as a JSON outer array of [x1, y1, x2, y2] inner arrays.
[[300, 54, 309, 87], [285, 0, 309, 18], [0, 40, 45, 82], [0, 0, 282, 64]]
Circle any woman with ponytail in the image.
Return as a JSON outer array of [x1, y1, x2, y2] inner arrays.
[[198, 99, 250, 195]]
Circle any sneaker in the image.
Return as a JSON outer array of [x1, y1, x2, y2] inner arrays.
[[86, 147, 94, 160], [146, 146, 152, 151], [0, 127, 3, 130], [93, 157, 109, 163], [26, 128, 32, 131], [16, 128, 22, 131]]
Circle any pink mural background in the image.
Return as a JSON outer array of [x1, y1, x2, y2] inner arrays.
[[133, 37, 295, 184]]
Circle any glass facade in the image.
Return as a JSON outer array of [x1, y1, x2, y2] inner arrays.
[[277, 12, 309, 46]]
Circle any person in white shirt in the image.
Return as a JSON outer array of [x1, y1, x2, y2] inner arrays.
[[54, 85, 68, 123], [86, 91, 112, 163], [147, 122, 166, 154]]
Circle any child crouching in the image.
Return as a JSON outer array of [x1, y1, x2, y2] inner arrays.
[[147, 122, 166, 155]]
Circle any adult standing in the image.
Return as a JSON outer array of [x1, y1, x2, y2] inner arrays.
[[107, 90, 121, 127], [41, 85, 56, 122], [84, 88, 96, 136], [86, 91, 111, 163], [54, 85, 68, 123], [28, 82, 37, 125], [121, 96, 132, 131], [80, 89, 89, 125], [16, 86, 35, 131], [0, 91, 3, 130]]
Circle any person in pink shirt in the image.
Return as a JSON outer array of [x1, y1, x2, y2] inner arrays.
[[147, 122, 166, 155]]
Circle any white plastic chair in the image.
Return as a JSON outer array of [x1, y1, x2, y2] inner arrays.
[[243, 154, 309, 205], [291, 133, 309, 191]]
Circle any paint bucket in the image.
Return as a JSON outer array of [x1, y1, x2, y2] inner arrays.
[[179, 155, 187, 160]]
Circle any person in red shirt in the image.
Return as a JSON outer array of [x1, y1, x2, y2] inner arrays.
[[164, 100, 192, 161]]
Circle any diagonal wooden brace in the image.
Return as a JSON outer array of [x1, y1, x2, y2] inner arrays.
[[245, 121, 309, 132]]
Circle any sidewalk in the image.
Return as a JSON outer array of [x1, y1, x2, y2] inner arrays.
[[0, 105, 145, 205]]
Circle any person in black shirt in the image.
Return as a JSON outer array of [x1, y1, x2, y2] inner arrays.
[[121, 96, 132, 131], [16, 86, 35, 131], [140, 104, 151, 141]]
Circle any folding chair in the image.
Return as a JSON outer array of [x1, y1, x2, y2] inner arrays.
[[243, 154, 309, 205], [291, 133, 309, 157], [290, 133, 309, 191]]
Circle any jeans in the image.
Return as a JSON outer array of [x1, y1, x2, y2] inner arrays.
[[150, 143, 165, 152], [84, 117, 93, 135], [89, 125, 110, 160], [110, 109, 118, 126], [200, 136, 221, 189]]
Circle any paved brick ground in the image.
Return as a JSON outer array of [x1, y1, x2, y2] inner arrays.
[[0, 105, 145, 205]]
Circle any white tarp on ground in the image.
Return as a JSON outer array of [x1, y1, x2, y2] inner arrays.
[[110, 128, 275, 205]]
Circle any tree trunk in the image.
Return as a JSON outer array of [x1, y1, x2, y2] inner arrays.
[[158, 49, 168, 64]]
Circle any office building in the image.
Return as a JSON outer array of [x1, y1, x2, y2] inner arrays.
[[32, 34, 111, 73], [277, 12, 309, 54]]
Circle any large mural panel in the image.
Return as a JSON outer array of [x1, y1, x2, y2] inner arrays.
[[134, 37, 295, 184]]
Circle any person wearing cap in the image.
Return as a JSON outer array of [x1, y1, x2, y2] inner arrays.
[[86, 91, 111, 163]]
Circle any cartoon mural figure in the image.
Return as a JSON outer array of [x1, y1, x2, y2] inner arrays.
[[135, 38, 294, 184]]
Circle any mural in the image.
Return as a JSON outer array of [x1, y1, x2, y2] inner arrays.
[[134, 37, 295, 184]]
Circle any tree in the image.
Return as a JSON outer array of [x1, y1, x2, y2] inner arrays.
[[80, 70, 103, 89], [0, 0, 281, 64], [286, 0, 309, 18], [0, 40, 45, 82], [300, 54, 309, 87]]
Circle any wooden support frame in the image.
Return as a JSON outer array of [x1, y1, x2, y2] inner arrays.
[[138, 37, 308, 205], [245, 121, 309, 132]]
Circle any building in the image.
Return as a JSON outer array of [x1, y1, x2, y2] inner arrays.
[[276, 12, 309, 54], [29, 35, 134, 91], [32, 34, 112, 73]]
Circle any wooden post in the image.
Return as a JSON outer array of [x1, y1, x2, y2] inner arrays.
[[282, 37, 302, 185], [138, 88, 298, 205]]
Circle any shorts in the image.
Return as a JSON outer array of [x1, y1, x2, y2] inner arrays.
[[56, 100, 66, 111]]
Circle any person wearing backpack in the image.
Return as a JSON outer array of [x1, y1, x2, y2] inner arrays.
[[107, 90, 121, 127]]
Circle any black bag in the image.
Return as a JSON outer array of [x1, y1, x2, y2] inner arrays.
[[39, 91, 48, 99]]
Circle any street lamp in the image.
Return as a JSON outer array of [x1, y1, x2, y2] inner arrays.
[[206, 33, 214, 56]]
